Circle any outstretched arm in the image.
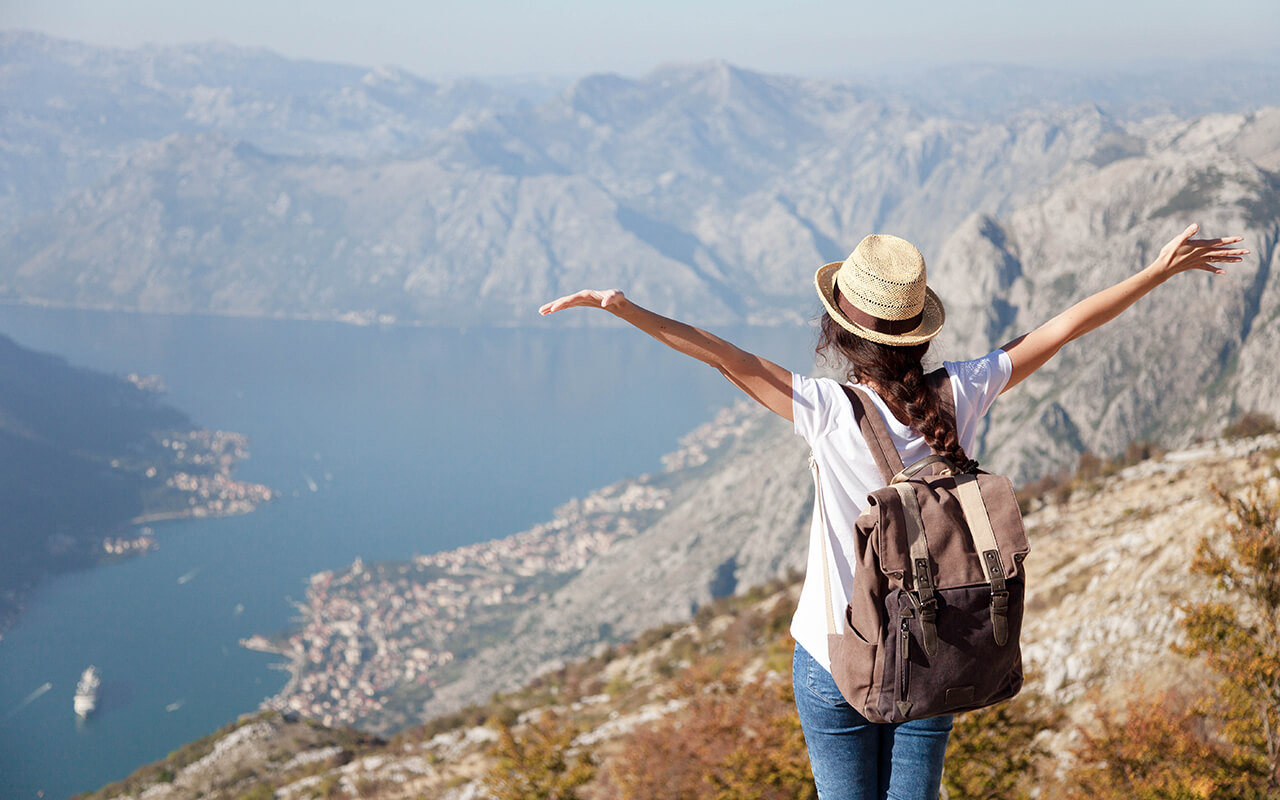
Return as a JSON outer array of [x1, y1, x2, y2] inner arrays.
[[1000, 223, 1248, 393], [539, 290, 794, 421]]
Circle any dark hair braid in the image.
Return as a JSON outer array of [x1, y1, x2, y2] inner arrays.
[[816, 289, 969, 467]]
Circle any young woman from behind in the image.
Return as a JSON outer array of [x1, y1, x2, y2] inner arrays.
[[538, 223, 1246, 799]]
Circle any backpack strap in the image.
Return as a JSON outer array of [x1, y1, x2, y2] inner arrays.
[[953, 473, 1011, 646], [891, 483, 939, 656], [840, 385, 905, 484]]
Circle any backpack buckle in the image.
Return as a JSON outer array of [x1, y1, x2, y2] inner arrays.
[[905, 590, 940, 658]]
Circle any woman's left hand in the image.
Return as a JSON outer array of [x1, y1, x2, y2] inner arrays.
[[539, 289, 628, 316], [1149, 223, 1249, 279]]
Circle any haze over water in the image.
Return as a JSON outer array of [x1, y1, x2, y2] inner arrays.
[[0, 307, 816, 799]]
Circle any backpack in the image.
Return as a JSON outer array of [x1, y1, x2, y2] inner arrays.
[[808, 371, 1029, 723]]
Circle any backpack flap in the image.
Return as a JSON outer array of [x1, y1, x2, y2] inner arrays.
[[864, 473, 1030, 589]]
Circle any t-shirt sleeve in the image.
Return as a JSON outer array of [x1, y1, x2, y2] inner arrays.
[[792, 372, 840, 443], [945, 349, 1013, 424]]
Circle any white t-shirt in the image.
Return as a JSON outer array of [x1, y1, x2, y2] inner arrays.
[[790, 348, 1013, 672]]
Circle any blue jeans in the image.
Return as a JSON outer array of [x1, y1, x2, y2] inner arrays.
[[792, 642, 953, 800]]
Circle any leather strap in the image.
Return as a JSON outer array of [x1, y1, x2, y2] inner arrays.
[[841, 385, 904, 484], [954, 473, 1010, 646], [892, 454, 957, 484], [892, 484, 939, 656], [840, 368, 958, 485]]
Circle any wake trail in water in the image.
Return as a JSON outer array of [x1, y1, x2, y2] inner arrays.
[[2, 682, 53, 722]]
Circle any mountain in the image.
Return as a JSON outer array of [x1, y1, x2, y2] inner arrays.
[[82, 432, 1280, 799], [0, 333, 271, 638], [0, 55, 1125, 326], [931, 108, 1280, 479], [3, 33, 1278, 332], [0, 31, 535, 227]]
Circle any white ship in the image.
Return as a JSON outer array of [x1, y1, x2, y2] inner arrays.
[[74, 666, 100, 718]]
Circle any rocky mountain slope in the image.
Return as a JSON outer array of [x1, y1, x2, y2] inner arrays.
[[0, 69, 1119, 326], [2, 33, 1277, 329], [931, 107, 1280, 479], [86, 432, 1280, 799]]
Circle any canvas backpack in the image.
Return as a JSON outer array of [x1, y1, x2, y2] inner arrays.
[[808, 371, 1030, 723]]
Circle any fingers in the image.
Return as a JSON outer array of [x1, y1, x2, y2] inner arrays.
[[1176, 223, 1199, 247], [539, 289, 621, 316], [1187, 236, 1244, 247], [538, 291, 586, 315]]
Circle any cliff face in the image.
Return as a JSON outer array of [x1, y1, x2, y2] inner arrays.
[[931, 109, 1280, 480], [94, 434, 1280, 800]]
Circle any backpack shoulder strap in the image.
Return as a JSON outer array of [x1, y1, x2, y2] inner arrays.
[[841, 367, 958, 484], [840, 384, 905, 484]]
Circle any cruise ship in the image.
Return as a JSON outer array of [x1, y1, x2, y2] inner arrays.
[[74, 666, 100, 718]]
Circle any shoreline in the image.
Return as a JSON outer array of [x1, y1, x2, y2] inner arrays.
[[243, 403, 760, 731], [0, 430, 274, 644]]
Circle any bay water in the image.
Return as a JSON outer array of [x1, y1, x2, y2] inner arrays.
[[0, 307, 817, 799]]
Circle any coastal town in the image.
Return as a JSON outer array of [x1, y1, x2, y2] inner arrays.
[[131, 429, 275, 525], [245, 478, 672, 728], [244, 401, 762, 729], [97, 430, 273, 560]]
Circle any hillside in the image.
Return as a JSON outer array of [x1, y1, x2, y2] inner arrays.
[[83, 432, 1280, 799], [0, 333, 272, 638]]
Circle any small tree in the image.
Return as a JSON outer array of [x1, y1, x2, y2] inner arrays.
[[1066, 694, 1268, 800], [484, 710, 596, 800], [1176, 476, 1280, 788]]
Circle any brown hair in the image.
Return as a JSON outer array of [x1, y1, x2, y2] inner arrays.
[[816, 287, 969, 466]]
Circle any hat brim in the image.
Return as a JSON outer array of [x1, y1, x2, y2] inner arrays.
[[814, 260, 945, 346]]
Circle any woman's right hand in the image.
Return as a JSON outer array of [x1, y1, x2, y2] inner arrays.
[[1002, 222, 1248, 393], [539, 289, 628, 316]]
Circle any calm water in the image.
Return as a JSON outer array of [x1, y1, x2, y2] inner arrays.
[[0, 308, 816, 799]]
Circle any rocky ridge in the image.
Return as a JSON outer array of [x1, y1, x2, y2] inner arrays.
[[90, 432, 1280, 799], [930, 107, 1280, 480]]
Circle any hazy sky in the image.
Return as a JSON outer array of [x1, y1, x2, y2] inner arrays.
[[7, 0, 1280, 79]]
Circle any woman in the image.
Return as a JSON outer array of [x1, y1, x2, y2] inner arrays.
[[539, 223, 1246, 799]]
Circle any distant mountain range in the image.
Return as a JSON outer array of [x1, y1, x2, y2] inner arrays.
[[3, 32, 1277, 479], [1, 33, 1277, 327]]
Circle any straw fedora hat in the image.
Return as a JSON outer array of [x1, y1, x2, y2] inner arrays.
[[815, 234, 945, 346]]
